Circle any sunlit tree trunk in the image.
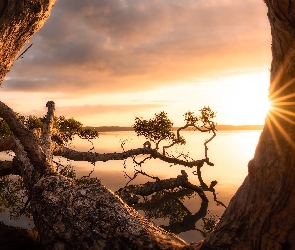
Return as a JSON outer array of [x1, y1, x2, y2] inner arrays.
[[202, 1, 295, 249], [0, 0, 56, 84]]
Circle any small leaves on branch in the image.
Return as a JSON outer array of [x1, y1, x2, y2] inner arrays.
[[0, 115, 99, 146], [133, 111, 176, 145]]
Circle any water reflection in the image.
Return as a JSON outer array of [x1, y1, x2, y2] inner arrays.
[[0, 130, 261, 243], [74, 130, 261, 241]]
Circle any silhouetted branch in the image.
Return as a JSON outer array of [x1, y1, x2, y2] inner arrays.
[[116, 170, 208, 205], [53, 146, 209, 168], [161, 199, 209, 234], [0, 136, 15, 151], [123, 169, 160, 186], [0, 158, 22, 176]]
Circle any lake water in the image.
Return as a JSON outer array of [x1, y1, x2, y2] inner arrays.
[[0, 130, 262, 243]]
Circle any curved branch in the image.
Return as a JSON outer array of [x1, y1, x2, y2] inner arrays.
[[0, 101, 46, 170], [116, 170, 208, 205], [161, 199, 209, 234], [54, 146, 208, 168], [193, 163, 226, 208], [0, 158, 22, 176], [0, 136, 15, 151], [162, 121, 216, 159]]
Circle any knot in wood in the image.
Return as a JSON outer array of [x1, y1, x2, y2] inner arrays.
[[143, 141, 151, 149]]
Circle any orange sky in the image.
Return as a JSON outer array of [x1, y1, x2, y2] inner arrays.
[[0, 0, 271, 126]]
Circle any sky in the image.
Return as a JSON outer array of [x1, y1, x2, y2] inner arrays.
[[0, 0, 271, 126]]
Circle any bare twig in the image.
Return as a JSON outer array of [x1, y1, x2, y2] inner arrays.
[[14, 43, 33, 61]]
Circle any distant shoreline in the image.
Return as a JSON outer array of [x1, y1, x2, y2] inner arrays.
[[86, 125, 263, 132]]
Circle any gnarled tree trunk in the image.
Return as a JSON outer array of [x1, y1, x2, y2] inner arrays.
[[202, 1, 295, 249]]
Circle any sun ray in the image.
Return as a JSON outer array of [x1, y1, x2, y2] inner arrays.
[[270, 109, 295, 126], [269, 52, 295, 97], [265, 115, 282, 156], [269, 78, 295, 101], [272, 102, 295, 106], [271, 107, 295, 117], [267, 112, 295, 149], [271, 92, 295, 103]]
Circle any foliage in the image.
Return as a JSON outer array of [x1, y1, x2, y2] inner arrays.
[[184, 106, 216, 128], [142, 188, 195, 224], [56, 162, 101, 187], [0, 107, 220, 239], [0, 176, 30, 220], [199, 211, 220, 238], [0, 161, 101, 220], [133, 107, 216, 152], [0, 115, 99, 146], [0, 118, 13, 139], [133, 111, 176, 144], [0, 114, 99, 220]]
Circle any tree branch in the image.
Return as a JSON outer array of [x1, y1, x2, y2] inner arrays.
[[161, 199, 208, 234], [0, 158, 22, 176], [0, 136, 15, 151], [54, 146, 209, 168], [41, 101, 55, 165], [0, 101, 46, 171], [116, 170, 208, 205]]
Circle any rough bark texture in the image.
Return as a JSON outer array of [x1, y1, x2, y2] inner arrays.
[[31, 174, 188, 249], [202, 1, 295, 249], [0, 100, 194, 249], [0, 0, 56, 84]]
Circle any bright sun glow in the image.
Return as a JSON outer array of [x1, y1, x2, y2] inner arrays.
[[2, 70, 271, 127], [263, 71, 295, 151], [200, 71, 271, 125]]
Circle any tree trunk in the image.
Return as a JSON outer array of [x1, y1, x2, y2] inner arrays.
[[202, 1, 295, 249], [0, 0, 56, 84], [0, 100, 192, 249]]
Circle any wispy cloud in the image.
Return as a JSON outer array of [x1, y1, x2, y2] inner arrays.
[[2, 0, 270, 94], [22, 103, 164, 118]]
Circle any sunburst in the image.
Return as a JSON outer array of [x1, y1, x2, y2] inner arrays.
[[264, 64, 295, 152]]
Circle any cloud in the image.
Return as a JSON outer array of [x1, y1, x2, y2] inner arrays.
[[22, 103, 164, 118], [2, 0, 270, 94]]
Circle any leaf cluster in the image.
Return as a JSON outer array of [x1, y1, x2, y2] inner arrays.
[[142, 188, 194, 224], [0, 176, 30, 220], [0, 115, 99, 146], [133, 112, 176, 143], [0, 118, 13, 139], [184, 106, 216, 128], [199, 211, 220, 238], [0, 162, 101, 220], [57, 163, 101, 187]]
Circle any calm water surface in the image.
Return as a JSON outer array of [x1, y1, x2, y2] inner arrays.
[[1, 130, 262, 243]]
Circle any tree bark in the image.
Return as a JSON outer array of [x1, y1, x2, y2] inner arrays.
[[0, 100, 192, 249], [202, 1, 295, 249], [0, 0, 56, 84]]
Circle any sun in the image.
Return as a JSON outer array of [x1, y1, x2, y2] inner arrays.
[[217, 72, 271, 125], [263, 71, 295, 152]]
